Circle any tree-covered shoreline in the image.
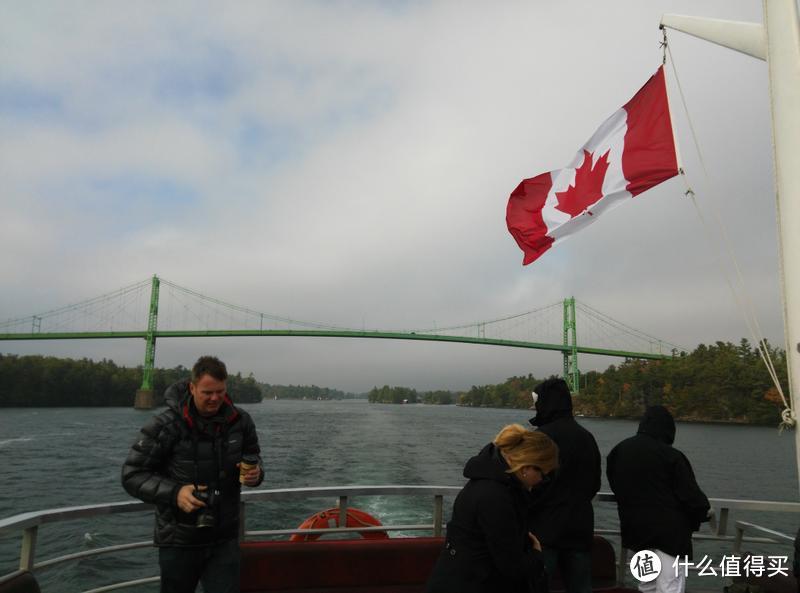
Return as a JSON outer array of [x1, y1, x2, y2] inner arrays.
[[366, 385, 457, 405], [0, 339, 788, 424], [260, 383, 362, 400], [369, 340, 788, 426], [0, 354, 261, 406], [574, 339, 787, 425]]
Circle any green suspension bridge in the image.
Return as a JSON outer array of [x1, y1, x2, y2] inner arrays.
[[0, 276, 683, 408]]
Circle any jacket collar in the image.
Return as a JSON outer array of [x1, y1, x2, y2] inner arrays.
[[181, 393, 239, 431]]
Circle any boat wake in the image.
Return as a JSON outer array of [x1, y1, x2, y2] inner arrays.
[[0, 437, 33, 448]]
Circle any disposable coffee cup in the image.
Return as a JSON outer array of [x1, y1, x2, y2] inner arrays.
[[239, 454, 259, 484]]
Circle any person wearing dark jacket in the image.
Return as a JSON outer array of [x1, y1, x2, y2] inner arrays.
[[607, 405, 710, 593], [529, 378, 601, 593], [122, 356, 264, 593], [794, 527, 800, 590], [426, 424, 559, 593]]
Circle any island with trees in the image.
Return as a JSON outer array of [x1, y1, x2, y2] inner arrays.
[[369, 339, 788, 425]]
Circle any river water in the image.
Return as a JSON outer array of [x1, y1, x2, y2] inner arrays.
[[0, 400, 797, 592]]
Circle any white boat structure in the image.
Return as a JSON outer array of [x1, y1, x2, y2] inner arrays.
[[1, 2, 799, 592]]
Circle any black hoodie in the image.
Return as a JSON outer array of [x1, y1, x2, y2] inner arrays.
[[637, 404, 676, 444], [606, 405, 710, 558], [426, 443, 547, 593], [529, 378, 601, 551]]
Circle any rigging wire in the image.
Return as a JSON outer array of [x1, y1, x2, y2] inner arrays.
[[664, 32, 792, 428]]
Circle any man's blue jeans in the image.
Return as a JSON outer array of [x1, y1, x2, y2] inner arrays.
[[541, 546, 593, 593]]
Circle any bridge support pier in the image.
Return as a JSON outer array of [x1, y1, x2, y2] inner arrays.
[[134, 389, 154, 409], [563, 297, 580, 394], [134, 275, 160, 409]]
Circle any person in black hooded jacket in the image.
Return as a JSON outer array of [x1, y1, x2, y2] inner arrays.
[[794, 527, 800, 589], [426, 424, 559, 593], [607, 405, 710, 593], [528, 378, 601, 593], [122, 356, 263, 593]]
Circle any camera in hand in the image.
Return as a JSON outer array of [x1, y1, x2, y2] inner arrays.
[[192, 488, 220, 528]]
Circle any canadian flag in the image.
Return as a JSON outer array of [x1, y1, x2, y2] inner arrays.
[[506, 66, 679, 265]]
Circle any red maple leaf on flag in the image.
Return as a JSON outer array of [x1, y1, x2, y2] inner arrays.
[[555, 149, 611, 217]]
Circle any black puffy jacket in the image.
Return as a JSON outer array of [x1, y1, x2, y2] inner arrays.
[[121, 379, 263, 547], [606, 405, 710, 558], [529, 378, 601, 551], [426, 443, 547, 593]]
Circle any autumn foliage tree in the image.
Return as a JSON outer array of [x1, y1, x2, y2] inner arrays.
[[575, 339, 786, 424]]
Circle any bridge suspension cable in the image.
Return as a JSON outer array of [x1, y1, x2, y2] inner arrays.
[[0, 278, 153, 334], [157, 278, 354, 333], [411, 301, 564, 343], [574, 301, 685, 355]]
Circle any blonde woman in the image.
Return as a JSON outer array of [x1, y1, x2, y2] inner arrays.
[[426, 424, 558, 593]]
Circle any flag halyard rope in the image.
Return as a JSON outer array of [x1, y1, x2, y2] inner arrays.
[[665, 40, 793, 429]]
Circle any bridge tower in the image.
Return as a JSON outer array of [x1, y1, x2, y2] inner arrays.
[[563, 297, 580, 393], [134, 275, 160, 409]]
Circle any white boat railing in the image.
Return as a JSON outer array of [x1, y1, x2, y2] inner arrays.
[[0, 487, 797, 593], [0, 485, 459, 593], [593, 493, 800, 586]]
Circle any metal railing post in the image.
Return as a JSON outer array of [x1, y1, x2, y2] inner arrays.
[[708, 508, 718, 533], [733, 525, 744, 554], [717, 507, 729, 536], [19, 526, 37, 571], [433, 495, 443, 537], [617, 542, 627, 587], [338, 496, 348, 526]]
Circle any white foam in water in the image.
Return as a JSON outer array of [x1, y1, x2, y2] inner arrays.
[[0, 437, 33, 448]]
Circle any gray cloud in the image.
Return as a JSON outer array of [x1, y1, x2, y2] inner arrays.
[[0, 1, 786, 393]]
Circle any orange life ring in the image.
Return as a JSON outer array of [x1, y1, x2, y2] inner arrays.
[[289, 507, 389, 542]]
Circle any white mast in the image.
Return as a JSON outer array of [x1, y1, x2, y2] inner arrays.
[[661, 0, 800, 495]]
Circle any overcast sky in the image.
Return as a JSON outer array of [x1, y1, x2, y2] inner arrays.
[[0, 1, 789, 394]]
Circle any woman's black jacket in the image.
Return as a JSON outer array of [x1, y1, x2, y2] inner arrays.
[[426, 443, 547, 593], [121, 379, 263, 547]]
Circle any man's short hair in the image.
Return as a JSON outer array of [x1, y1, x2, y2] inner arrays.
[[191, 356, 228, 383]]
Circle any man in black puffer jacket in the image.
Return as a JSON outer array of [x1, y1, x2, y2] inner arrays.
[[607, 405, 710, 593], [122, 356, 263, 593], [529, 378, 601, 593]]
